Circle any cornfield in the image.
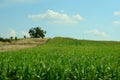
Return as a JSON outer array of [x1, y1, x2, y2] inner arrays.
[[0, 37, 120, 80]]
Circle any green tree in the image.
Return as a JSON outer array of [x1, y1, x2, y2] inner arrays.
[[24, 36, 26, 39], [10, 36, 13, 40], [15, 36, 17, 41], [29, 27, 46, 38]]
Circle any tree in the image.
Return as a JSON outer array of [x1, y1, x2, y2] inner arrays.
[[24, 36, 26, 39], [15, 36, 17, 41], [29, 27, 46, 38], [10, 36, 13, 40]]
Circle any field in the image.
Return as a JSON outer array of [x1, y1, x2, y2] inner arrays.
[[0, 37, 120, 80], [0, 38, 47, 52]]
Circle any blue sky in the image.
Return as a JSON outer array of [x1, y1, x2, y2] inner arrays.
[[0, 0, 120, 41]]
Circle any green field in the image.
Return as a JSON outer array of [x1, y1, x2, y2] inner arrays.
[[0, 37, 120, 80]]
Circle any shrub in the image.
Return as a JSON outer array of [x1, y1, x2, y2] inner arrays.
[[0, 37, 11, 42], [24, 36, 26, 39], [10, 36, 13, 40], [0, 37, 4, 41], [15, 37, 17, 41], [5, 39, 11, 42]]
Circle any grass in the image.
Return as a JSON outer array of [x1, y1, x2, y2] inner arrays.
[[0, 37, 120, 80]]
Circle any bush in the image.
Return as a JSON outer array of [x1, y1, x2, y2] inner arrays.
[[0, 37, 11, 42], [10, 36, 13, 40], [15, 37, 17, 41], [4, 39, 11, 42], [24, 36, 26, 39], [0, 37, 4, 41]]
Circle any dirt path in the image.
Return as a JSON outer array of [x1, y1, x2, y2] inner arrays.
[[0, 38, 48, 52]]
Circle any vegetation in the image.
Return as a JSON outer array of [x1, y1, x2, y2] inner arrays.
[[10, 36, 13, 40], [0, 38, 48, 52], [0, 37, 119, 80], [0, 37, 11, 42], [0, 36, 19, 42], [24, 36, 26, 39], [15, 37, 18, 41], [29, 27, 46, 38]]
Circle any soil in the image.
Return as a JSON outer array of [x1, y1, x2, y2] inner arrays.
[[0, 38, 48, 52]]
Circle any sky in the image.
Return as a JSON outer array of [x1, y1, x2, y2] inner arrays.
[[0, 0, 120, 41]]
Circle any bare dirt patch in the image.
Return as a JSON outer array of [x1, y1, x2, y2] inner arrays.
[[0, 38, 48, 52]]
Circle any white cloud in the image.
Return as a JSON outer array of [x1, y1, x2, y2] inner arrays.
[[8, 29, 16, 37], [73, 14, 83, 21], [85, 29, 108, 37], [114, 11, 120, 16], [6, 29, 30, 38], [21, 31, 30, 37], [28, 10, 84, 24], [113, 11, 120, 25], [112, 21, 120, 25]]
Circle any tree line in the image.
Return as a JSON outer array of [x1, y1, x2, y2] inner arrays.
[[0, 27, 46, 42]]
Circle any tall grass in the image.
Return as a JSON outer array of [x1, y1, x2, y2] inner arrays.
[[0, 37, 120, 80]]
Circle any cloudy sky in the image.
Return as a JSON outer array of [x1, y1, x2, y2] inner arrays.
[[0, 0, 120, 41]]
